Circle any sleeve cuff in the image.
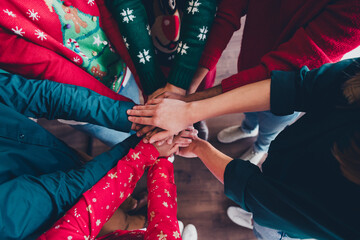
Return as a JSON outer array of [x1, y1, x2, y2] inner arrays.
[[270, 70, 298, 116], [221, 65, 269, 92], [224, 159, 261, 211], [134, 140, 160, 160], [167, 65, 195, 90]]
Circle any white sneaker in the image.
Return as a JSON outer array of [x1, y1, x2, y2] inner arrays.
[[217, 125, 259, 143], [240, 145, 265, 165], [227, 206, 253, 229], [182, 224, 198, 240], [178, 220, 184, 235]]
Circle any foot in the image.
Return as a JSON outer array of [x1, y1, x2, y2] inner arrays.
[[240, 145, 265, 165], [217, 125, 259, 143], [193, 121, 209, 141], [182, 224, 198, 240], [227, 206, 253, 229]]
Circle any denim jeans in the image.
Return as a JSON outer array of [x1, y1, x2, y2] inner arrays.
[[253, 222, 301, 240], [241, 111, 301, 152], [73, 73, 140, 147]]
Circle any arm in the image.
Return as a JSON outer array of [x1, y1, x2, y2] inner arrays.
[[128, 57, 360, 141], [145, 159, 181, 240], [0, 29, 130, 102], [165, 0, 218, 90], [218, 0, 360, 92], [0, 135, 140, 240], [0, 70, 134, 132], [106, 0, 166, 95], [38, 140, 159, 240]]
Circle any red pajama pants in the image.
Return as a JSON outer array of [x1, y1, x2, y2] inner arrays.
[[38, 141, 181, 240]]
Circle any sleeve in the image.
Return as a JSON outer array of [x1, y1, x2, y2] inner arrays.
[[38, 140, 159, 240], [106, 0, 166, 95], [0, 135, 141, 240], [166, 0, 218, 89], [270, 58, 360, 116], [0, 70, 134, 132], [0, 29, 130, 102], [220, 0, 360, 92], [198, 0, 248, 71], [145, 159, 181, 240]]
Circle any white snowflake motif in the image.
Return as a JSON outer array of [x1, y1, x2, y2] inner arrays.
[[12, 26, 24, 36], [92, 198, 97, 202], [84, 236, 90, 240], [162, 201, 168, 207], [34, 29, 47, 41], [187, 0, 201, 15], [73, 57, 81, 63], [86, 205, 92, 213], [164, 189, 171, 197], [3, 9, 16, 18], [120, 191, 124, 198], [27, 9, 40, 21], [177, 41, 189, 55], [122, 37, 130, 49], [128, 173, 133, 183], [54, 225, 60, 229], [103, 182, 110, 190], [96, 219, 101, 226], [87, 0, 95, 6], [137, 49, 151, 64], [146, 24, 151, 35], [157, 231, 167, 240], [93, 34, 103, 47], [67, 237, 73, 240], [106, 205, 110, 210], [173, 231, 180, 239], [197, 26, 208, 41], [108, 172, 117, 179], [131, 151, 140, 160], [120, 8, 136, 23]]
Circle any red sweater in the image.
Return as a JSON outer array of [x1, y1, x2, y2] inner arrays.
[[199, 0, 360, 92], [0, 0, 141, 102]]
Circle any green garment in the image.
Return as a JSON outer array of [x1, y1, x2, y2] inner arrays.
[[224, 58, 360, 240], [107, 0, 217, 94], [0, 70, 140, 239]]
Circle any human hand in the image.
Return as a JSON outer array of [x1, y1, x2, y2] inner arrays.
[[177, 136, 205, 158], [147, 83, 186, 101], [127, 98, 192, 142], [188, 67, 209, 94]]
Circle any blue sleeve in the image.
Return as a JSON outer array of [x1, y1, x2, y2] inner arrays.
[[270, 58, 360, 116], [0, 70, 134, 132], [0, 134, 140, 240]]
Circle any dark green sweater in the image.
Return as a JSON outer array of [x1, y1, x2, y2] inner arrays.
[[224, 58, 360, 240]]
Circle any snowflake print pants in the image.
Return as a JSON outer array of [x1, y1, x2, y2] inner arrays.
[[38, 140, 181, 240]]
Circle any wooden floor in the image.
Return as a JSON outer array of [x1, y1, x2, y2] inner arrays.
[[38, 17, 257, 240]]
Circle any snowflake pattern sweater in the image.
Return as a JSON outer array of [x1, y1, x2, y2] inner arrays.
[[0, 0, 144, 101], [199, 0, 360, 92], [38, 141, 181, 240], [106, 0, 217, 94]]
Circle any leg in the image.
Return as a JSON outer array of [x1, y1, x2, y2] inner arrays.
[[255, 111, 301, 152]]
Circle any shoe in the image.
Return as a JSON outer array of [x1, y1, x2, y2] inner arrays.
[[240, 145, 265, 165], [182, 224, 198, 240], [217, 125, 259, 143], [193, 121, 209, 141], [227, 206, 253, 229], [178, 220, 184, 235]]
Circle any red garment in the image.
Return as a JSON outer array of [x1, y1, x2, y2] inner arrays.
[[38, 141, 181, 240], [0, 0, 142, 101], [199, 0, 360, 92]]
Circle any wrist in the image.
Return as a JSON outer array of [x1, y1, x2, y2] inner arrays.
[[193, 139, 209, 156], [166, 83, 186, 95], [186, 101, 202, 125]]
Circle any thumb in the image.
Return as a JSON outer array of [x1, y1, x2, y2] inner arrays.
[[149, 130, 174, 144]]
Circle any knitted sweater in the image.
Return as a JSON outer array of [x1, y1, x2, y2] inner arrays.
[[0, 0, 142, 101], [199, 0, 360, 92]]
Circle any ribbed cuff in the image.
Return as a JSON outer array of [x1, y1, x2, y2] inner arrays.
[[139, 71, 166, 95], [168, 65, 196, 90], [221, 65, 269, 92]]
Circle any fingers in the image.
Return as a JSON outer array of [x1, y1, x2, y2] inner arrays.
[[136, 125, 155, 137], [131, 105, 157, 110], [149, 130, 174, 144], [145, 98, 163, 105], [128, 116, 154, 125], [127, 109, 155, 117]]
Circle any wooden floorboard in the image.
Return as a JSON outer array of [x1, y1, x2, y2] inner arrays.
[[38, 17, 258, 239]]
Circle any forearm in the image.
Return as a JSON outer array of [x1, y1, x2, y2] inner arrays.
[[187, 80, 270, 123], [194, 140, 232, 183], [186, 84, 222, 102]]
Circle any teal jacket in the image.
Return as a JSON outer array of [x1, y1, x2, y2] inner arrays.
[[225, 58, 360, 240], [0, 70, 140, 239]]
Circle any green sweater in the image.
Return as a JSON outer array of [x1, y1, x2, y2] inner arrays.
[[0, 70, 140, 239], [107, 0, 217, 94], [224, 59, 360, 240]]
